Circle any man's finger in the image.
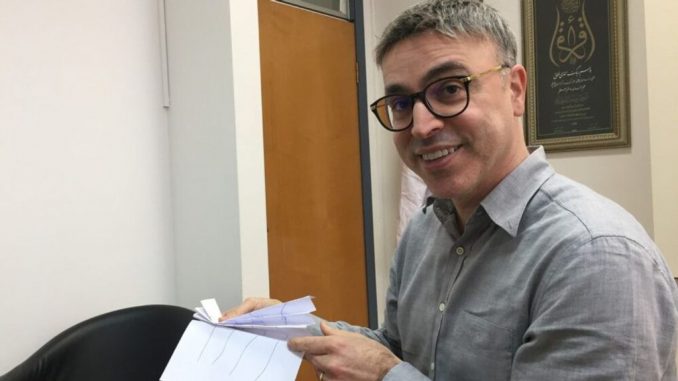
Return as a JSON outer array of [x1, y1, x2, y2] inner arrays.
[[288, 336, 330, 354], [219, 299, 257, 321], [219, 304, 251, 321], [219, 297, 280, 321]]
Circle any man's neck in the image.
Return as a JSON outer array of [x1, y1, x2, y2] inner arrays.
[[452, 201, 477, 235], [452, 144, 530, 232]]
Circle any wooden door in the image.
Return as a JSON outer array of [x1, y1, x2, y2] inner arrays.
[[258, 1, 368, 378]]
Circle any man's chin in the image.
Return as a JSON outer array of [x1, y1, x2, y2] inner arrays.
[[424, 186, 459, 201]]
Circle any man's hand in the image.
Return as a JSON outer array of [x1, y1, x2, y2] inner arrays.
[[219, 297, 281, 321], [288, 321, 401, 381]]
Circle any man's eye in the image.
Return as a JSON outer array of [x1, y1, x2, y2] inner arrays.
[[431, 80, 464, 100], [388, 96, 411, 112], [443, 84, 462, 94]]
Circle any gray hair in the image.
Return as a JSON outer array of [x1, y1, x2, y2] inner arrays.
[[375, 0, 517, 67]]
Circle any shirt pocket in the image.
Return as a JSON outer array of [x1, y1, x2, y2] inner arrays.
[[442, 310, 515, 381]]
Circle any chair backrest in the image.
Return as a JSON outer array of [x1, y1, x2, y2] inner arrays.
[[0, 305, 193, 381]]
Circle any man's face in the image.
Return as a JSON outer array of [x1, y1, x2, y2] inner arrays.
[[381, 31, 527, 212]]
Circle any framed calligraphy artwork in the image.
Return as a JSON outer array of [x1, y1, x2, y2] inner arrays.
[[522, 0, 630, 151]]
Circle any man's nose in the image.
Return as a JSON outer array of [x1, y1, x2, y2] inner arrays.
[[410, 100, 444, 138]]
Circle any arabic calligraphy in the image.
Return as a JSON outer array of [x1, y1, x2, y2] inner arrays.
[[549, 0, 595, 66], [551, 65, 596, 94], [547, 65, 598, 128]]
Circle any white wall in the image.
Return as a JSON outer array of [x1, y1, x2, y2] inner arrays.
[[164, 0, 243, 309], [228, 2, 270, 299], [0, 0, 175, 373], [645, 0, 678, 270], [363, 0, 408, 331], [165, 0, 269, 310]]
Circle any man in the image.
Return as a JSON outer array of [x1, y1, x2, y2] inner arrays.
[[224, 1, 678, 379]]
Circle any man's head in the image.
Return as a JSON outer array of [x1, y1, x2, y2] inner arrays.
[[375, 0, 517, 69], [373, 0, 529, 222]]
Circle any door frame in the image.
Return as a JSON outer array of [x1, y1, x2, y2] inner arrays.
[[352, 0, 379, 329]]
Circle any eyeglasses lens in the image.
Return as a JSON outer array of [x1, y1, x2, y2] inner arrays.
[[375, 77, 468, 131]]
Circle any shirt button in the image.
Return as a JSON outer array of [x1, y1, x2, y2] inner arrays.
[[438, 303, 445, 312], [430, 362, 435, 371], [455, 246, 465, 255]]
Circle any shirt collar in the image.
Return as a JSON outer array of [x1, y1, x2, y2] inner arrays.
[[431, 198, 459, 238], [480, 146, 554, 237], [426, 146, 554, 238]]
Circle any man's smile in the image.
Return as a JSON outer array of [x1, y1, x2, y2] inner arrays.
[[419, 144, 462, 161]]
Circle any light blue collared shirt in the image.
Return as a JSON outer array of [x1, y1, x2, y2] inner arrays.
[[337, 147, 678, 380]]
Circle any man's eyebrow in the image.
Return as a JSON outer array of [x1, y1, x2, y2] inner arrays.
[[384, 61, 469, 95], [421, 62, 468, 84], [384, 83, 409, 95]]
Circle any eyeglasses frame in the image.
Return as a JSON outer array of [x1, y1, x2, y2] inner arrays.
[[369, 64, 510, 132]]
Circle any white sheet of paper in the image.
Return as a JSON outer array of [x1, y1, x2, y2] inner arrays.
[[193, 296, 317, 330], [160, 320, 304, 381], [230, 296, 315, 319], [200, 298, 223, 323]]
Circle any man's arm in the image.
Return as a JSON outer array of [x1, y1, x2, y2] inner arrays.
[[511, 236, 678, 380]]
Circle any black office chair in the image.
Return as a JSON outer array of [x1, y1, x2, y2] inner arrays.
[[0, 304, 194, 381]]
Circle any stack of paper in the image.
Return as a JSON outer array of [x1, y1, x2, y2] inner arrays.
[[161, 296, 316, 381]]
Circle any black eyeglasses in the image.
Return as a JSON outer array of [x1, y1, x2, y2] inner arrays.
[[370, 65, 509, 131]]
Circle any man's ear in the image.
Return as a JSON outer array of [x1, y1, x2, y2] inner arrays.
[[508, 64, 527, 117]]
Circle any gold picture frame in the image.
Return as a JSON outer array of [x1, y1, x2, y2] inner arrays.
[[522, 0, 630, 152]]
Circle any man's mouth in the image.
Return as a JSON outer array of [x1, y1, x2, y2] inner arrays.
[[420, 146, 461, 161]]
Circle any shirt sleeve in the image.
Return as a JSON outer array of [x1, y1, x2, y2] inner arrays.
[[326, 235, 433, 380], [510, 235, 678, 380], [383, 362, 431, 380], [324, 242, 405, 355], [328, 321, 431, 380]]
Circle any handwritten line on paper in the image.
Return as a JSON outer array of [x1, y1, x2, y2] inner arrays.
[[161, 296, 316, 381], [254, 340, 280, 381], [197, 325, 217, 362], [229, 335, 258, 375], [212, 329, 235, 365]]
